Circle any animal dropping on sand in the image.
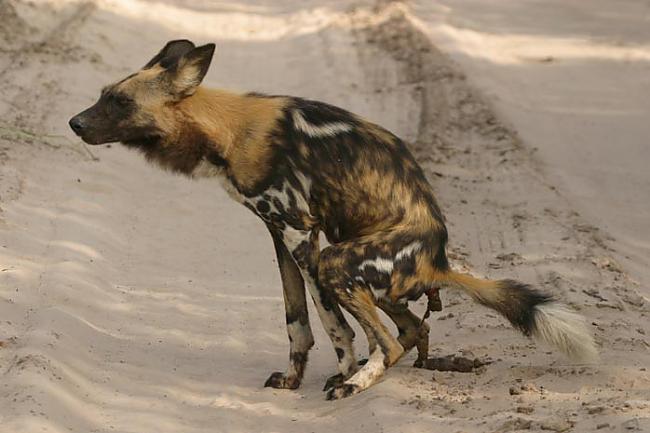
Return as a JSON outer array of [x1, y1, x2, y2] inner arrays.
[[69, 39, 598, 400]]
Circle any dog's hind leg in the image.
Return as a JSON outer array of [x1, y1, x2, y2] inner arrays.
[[377, 300, 430, 367], [318, 242, 406, 399], [325, 287, 404, 400]]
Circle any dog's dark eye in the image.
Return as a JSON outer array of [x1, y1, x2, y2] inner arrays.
[[113, 94, 131, 108], [106, 93, 131, 109]]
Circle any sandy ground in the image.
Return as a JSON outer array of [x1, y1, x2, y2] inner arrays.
[[0, 1, 648, 432], [410, 0, 650, 291]]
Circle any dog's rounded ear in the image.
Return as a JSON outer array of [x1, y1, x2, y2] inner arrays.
[[168, 43, 216, 98], [143, 39, 196, 70]]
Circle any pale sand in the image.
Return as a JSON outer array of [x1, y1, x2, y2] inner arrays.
[[0, 1, 648, 432]]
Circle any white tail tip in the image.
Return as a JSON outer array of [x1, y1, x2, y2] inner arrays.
[[533, 302, 599, 363]]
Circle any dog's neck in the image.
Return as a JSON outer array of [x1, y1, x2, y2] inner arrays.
[[175, 88, 251, 160], [173, 87, 287, 189]]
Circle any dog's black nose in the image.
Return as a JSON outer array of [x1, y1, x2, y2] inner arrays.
[[69, 116, 85, 135]]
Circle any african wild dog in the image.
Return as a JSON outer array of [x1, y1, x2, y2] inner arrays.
[[69, 40, 597, 400]]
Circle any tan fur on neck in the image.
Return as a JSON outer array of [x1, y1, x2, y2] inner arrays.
[[176, 88, 287, 190]]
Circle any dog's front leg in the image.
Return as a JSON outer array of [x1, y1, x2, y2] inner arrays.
[[264, 228, 315, 389], [281, 227, 358, 385]]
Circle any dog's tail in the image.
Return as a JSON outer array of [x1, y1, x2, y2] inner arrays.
[[437, 271, 598, 362]]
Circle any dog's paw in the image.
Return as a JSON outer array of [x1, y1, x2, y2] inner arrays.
[[264, 371, 300, 390], [325, 383, 360, 400], [413, 358, 425, 368], [322, 373, 345, 391], [322, 358, 368, 391]]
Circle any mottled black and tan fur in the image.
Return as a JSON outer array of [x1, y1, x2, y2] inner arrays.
[[70, 40, 597, 400]]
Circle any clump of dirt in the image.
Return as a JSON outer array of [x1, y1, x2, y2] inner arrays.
[[418, 355, 491, 372]]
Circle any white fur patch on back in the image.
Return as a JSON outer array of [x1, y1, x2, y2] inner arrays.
[[533, 302, 598, 362], [395, 241, 422, 261], [358, 257, 394, 274], [292, 109, 352, 138]]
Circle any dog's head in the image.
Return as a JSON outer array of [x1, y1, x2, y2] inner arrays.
[[69, 40, 215, 145]]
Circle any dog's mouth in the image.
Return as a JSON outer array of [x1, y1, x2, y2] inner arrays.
[[122, 134, 161, 148], [79, 130, 158, 146], [79, 134, 119, 145]]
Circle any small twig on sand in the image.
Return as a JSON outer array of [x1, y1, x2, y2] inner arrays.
[[0, 122, 99, 161], [49, 133, 99, 161], [417, 355, 491, 372]]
